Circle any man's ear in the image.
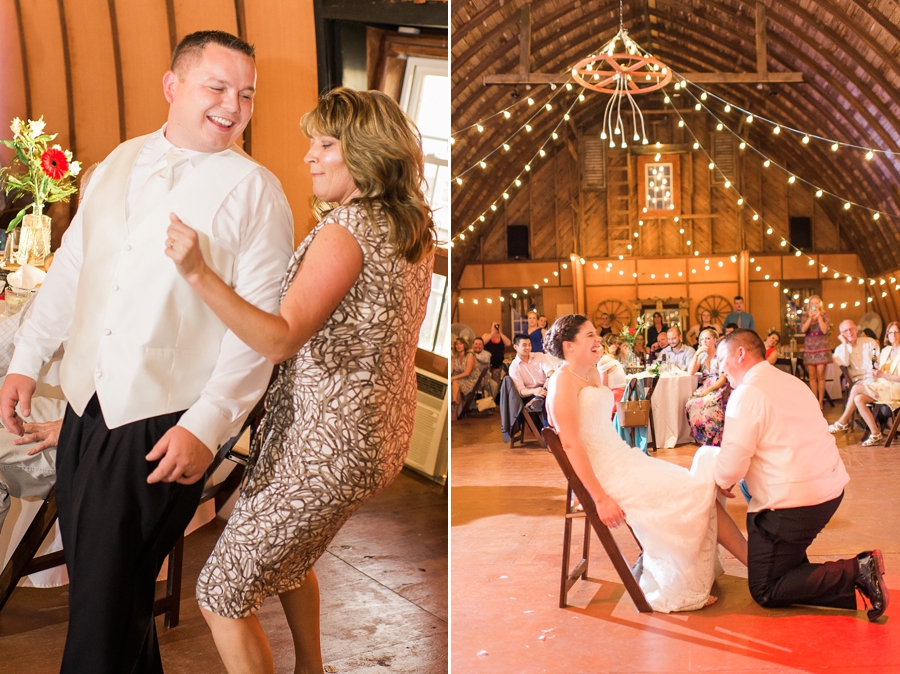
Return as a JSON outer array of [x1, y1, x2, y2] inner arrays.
[[162, 70, 178, 104]]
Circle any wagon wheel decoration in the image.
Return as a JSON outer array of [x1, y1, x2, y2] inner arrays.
[[695, 295, 733, 326], [594, 299, 632, 334]]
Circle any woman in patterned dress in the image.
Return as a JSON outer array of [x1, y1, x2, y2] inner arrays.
[[685, 328, 729, 445], [451, 337, 481, 406], [165, 88, 435, 673], [799, 295, 832, 409]]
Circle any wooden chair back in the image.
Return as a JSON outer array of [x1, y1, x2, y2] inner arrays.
[[541, 426, 652, 612]]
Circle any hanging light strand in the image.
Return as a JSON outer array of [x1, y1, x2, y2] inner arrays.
[[672, 82, 900, 222], [664, 90, 889, 286]]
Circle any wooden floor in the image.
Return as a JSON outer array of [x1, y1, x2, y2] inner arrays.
[[451, 408, 899, 674], [0, 469, 448, 674]]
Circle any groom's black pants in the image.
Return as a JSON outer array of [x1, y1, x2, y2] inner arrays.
[[55, 395, 204, 674], [746, 492, 858, 610]]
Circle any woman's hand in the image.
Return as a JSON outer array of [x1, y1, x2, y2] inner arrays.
[[595, 494, 626, 529], [14, 420, 63, 455], [165, 214, 208, 283]]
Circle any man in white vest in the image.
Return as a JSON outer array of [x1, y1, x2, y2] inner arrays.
[[0, 31, 293, 673]]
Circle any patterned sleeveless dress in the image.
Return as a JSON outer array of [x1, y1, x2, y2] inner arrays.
[[196, 203, 433, 618]]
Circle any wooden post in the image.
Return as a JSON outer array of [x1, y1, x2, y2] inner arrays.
[[739, 249, 750, 315]]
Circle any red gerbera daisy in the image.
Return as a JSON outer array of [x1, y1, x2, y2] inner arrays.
[[40, 148, 68, 180]]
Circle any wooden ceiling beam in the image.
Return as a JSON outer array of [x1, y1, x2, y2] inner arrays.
[[755, 2, 767, 76]]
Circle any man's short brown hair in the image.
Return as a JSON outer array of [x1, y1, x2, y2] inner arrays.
[[170, 30, 255, 74], [721, 328, 766, 359]]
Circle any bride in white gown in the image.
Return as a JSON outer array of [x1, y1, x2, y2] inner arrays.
[[545, 315, 748, 612]]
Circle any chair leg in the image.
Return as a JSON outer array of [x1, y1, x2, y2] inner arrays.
[[0, 488, 61, 612], [522, 410, 546, 448], [647, 408, 657, 453], [559, 486, 590, 609], [153, 535, 184, 628], [884, 410, 900, 447]]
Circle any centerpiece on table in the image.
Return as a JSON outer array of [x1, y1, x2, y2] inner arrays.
[[0, 117, 80, 266], [619, 313, 648, 373]]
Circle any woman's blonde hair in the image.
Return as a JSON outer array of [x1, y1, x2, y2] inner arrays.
[[301, 87, 436, 264]]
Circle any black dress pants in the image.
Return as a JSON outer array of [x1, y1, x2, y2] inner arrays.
[[746, 492, 858, 610], [55, 395, 205, 674]]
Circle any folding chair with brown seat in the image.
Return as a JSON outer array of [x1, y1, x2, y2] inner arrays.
[[542, 426, 652, 612], [0, 412, 259, 625], [456, 364, 490, 420], [500, 376, 546, 448]]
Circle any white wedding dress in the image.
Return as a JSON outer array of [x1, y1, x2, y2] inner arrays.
[[578, 385, 722, 612]]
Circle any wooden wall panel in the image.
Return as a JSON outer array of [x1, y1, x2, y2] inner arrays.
[[761, 161, 789, 254], [65, 0, 120, 168], [19, 0, 69, 151], [172, 0, 238, 37], [458, 263, 482, 289], [581, 190, 607, 258], [691, 152, 712, 254], [813, 199, 841, 252], [543, 286, 575, 323], [245, 0, 321, 241], [553, 150, 574, 258], [116, 0, 172, 139], [749, 281, 782, 336], [530, 160, 556, 259], [457, 289, 500, 332], [0, 0, 27, 167], [741, 148, 763, 252]]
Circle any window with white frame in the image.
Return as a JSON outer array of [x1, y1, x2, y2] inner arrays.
[[645, 162, 674, 211], [400, 56, 450, 246], [400, 56, 450, 357]]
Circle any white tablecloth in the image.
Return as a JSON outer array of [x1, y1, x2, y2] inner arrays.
[[626, 371, 700, 448]]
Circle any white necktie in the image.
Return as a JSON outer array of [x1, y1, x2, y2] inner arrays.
[[129, 148, 189, 222]]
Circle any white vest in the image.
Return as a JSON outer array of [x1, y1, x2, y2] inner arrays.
[[60, 135, 260, 428]]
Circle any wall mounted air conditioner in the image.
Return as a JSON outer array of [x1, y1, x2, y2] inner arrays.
[[405, 367, 449, 483]]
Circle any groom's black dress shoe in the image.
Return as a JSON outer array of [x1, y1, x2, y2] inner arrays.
[[856, 550, 889, 622]]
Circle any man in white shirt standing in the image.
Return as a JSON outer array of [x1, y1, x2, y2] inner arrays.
[[0, 31, 294, 673], [658, 326, 696, 370], [715, 329, 888, 622], [833, 320, 880, 383]]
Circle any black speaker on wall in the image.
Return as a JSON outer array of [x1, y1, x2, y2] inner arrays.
[[507, 224, 530, 260], [789, 217, 812, 250]]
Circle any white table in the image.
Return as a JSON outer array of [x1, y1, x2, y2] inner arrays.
[[626, 371, 700, 448]]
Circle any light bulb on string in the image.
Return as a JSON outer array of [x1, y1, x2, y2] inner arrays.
[[802, 135, 810, 144], [815, 189, 823, 197], [739, 142, 746, 150], [831, 142, 839, 152], [866, 150, 874, 160]]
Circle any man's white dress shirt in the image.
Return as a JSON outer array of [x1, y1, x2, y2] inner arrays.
[[658, 343, 696, 370], [715, 360, 849, 512], [508, 353, 553, 397], [9, 127, 294, 453], [832, 336, 880, 382]]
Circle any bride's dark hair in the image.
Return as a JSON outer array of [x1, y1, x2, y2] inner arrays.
[[544, 314, 589, 359]]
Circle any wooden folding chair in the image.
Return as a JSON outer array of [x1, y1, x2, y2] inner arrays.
[[456, 365, 490, 420], [542, 426, 652, 612], [883, 407, 900, 447]]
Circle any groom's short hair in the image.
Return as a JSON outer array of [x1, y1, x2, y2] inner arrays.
[[171, 30, 256, 73], [721, 328, 765, 359]]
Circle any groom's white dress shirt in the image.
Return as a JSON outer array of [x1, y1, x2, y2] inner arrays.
[[8, 127, 294, 453], [715, 360, 849, 512]]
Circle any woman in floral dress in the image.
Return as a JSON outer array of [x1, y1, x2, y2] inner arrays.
[[799, 295, 832, 409], [165, 88, 435, 673], [685, 328, 729, 445]]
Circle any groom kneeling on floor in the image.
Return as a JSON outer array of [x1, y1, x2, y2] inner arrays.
[[715, 329, 889, 621]]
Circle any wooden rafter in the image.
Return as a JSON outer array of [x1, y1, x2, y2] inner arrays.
[[483, 1, 803, 86]]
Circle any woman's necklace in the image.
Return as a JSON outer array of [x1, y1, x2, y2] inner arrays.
[[565, 364, 593, 383]]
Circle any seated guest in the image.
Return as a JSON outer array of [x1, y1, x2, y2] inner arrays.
[[598, 334, 627, 417], [764, 330, 781, 365], [646, 311, 668, 347], [647, 331, 669, 364], [828, 321, 900, 445], [526, 310, 545, 353], [0, 296, 66, 534], [508, 334, 554, 426], [451, 337, 480, 408], [723, 322, 738, 337], [686, 309, 723, 346], [685, 328, 728, 445], [471, 337, 497, 399], [833, 319, 880, 384], [597, 312, 614, 336], [632, 334, 647, 362], [658, 326, 696, 370]]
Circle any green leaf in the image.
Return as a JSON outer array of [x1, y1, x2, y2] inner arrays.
[[0, 139, 15, 148], [7, 208, 26, 233], [14, 147, 27, 165]]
